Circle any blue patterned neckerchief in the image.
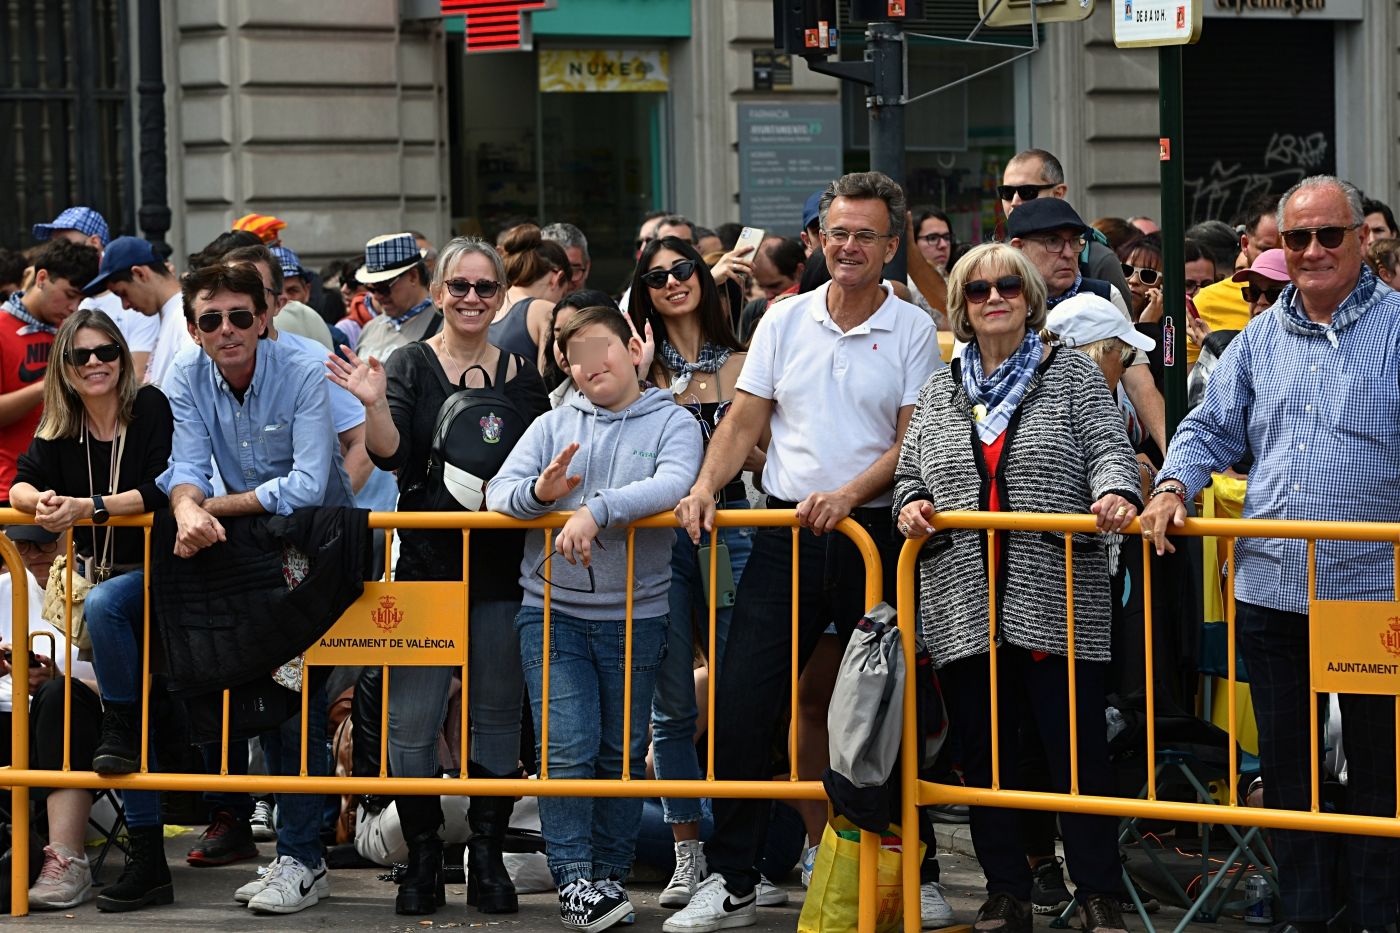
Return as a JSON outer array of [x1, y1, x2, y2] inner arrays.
[[1046, 274, 1083, 310], [3, 292, 57, 335], [1277, 265, 1383, 348], [960, 330, 1043, 444], [659, 339, 731, 396], [389, 295, 433, 330]]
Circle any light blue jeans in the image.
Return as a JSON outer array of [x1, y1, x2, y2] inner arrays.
[[651, 506, 752, 824], [516, 605, 668, 886], [386, 599, 523, 777]]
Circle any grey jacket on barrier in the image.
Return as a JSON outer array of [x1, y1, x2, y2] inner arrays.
[[893, 347, 1141, 668]]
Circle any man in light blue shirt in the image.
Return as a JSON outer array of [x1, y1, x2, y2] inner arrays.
[[157, 261, 348, 915], [1143, 174, 1400, 933]]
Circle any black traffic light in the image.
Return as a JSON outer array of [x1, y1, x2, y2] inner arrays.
[[773, 0, 838, 56]]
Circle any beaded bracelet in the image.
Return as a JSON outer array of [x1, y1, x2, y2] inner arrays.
[[1149, 482, 1188, 505]]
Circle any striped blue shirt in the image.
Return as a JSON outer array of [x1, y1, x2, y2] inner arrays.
[[1160, 266, 1400, 614]]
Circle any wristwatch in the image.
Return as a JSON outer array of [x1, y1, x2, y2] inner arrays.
[[91, 495, 110, 525]]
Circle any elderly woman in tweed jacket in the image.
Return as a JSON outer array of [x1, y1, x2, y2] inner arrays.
[[893, 242, 1141, 933]]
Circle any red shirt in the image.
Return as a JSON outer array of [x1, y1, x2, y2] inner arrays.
[[0, 310, 54, 501]]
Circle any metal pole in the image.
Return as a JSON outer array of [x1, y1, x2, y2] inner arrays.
[[868, 21, 907, 280], [1158, 44, 1187, 440], [136, 0, 171, 259], [72, 0, 100, 205]]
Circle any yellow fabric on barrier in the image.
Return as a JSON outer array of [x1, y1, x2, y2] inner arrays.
[[1202, 477, 1259, 757], [799, 819, 925, 933]]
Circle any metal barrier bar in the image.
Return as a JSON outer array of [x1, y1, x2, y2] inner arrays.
[[1141, 536, 1157, 800], [1307, 539, 1320, 814], [2, 531, 31, 915], [1064, 533, 1079, 796], [897, 541, 923, 933], [987, 529, 1001, 791]]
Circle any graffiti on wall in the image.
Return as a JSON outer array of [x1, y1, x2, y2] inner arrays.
[[1184, 131, 1330, 224]]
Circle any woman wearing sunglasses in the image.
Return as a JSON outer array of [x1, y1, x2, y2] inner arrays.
[[625, 235, 760, 908], [1115, 233, 1163, 321], [10, 309, 176, 912], [892, 242, 1140, 933], [327, 236, 549, 918]]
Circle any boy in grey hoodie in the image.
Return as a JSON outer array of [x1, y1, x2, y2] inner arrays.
[[487, 306, 701, 932]]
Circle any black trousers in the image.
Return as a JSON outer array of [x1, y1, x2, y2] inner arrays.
[[1237, 600, 1399, 926], [938, 645, 1121, 900], [0, 678, 102, 805], [703, 502, 901, 895]]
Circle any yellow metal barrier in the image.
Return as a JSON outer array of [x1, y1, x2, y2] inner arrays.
[[1, 508, 889, 926], [896, 510, 1400, 933]]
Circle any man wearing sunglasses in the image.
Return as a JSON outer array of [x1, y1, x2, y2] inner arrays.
[[158, 261, 352, 915], [999, 149, 1133, 305], [1187, 195, 1280, 366], [668, 171, 939, 933], [1008, 198, 1167, 454], [355, 232, 442, 363], [1145, 175, 1400, 933]]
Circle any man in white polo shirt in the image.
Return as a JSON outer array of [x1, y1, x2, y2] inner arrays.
[[667, 171, 939, 932]]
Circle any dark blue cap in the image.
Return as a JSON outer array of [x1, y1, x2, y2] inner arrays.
[[83, 236, 160, 295], [802, 190, 825, 231]]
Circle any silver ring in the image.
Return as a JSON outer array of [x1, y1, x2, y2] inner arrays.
[[898, 521, 909, 534]]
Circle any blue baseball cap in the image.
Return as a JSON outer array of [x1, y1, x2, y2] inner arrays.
[[268, 245, 306, 281], [33, 206, 110, 247], [802, 190, 825, 231], [83, 236, 160, 295]]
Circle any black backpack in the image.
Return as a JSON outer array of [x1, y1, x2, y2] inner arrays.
[[425, 347, 529, 511]]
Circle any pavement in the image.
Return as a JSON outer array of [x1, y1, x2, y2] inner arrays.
[[4, 823, 1265, 932]]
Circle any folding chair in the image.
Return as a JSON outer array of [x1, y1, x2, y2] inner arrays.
[[86, 787, 130, 883]]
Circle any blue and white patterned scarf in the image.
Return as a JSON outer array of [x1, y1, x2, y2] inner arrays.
[[1045, 273, 1083, 310], [3, 292, 57, 335], [659, 339, 731, 396], [960, 331, 1043, 444], [1278, 265, 1383, 348]]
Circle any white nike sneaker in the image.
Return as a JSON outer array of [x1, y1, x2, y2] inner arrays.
[[754, 874, 788, 907], [663, 873, 757, 933], [660, 839, 707, 908], [245, 856, 328, 914]]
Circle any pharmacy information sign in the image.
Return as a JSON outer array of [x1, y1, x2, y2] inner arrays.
[[1113, 0, 1203, 46]]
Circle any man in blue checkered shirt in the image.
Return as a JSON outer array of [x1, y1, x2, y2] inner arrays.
[[1142, 175, 1400, 933]]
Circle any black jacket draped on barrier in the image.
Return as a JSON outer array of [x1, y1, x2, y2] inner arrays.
[[151, 506, 372, 696]]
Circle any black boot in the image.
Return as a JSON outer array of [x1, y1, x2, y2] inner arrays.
[[394, 795, 445, 916], [465, 764, 518, 915], [92, 702, 140, 775], [96, 825, 173, 912]]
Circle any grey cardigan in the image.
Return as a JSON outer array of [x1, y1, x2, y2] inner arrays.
[[893, 347, 1141, 668]]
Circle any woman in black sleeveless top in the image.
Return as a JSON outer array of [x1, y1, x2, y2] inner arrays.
[[489, 224, 570, 375]]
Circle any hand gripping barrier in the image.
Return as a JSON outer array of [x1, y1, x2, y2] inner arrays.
[[897, 511, 1400, 933], [1, 507, 894, 928]]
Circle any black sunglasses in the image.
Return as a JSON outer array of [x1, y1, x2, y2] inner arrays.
[[531, 538, 607, 594], [65, 343, 121, 366], [443, 278, 501, 299], [1280, 224, 1358, 252], [996, 183, 1057, 202], [1122, 263, 1161, 286], [964, 275, 1024, 305], [369, 270, 409, 296], [195, 310, 257, 333], [1242, 284, 1285, 305], [639, 260, 699, 291]]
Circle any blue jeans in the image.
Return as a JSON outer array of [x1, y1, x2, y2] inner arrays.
[[516, 606, 668, 886], [387, 599, 523, 777], [652, 506, 752, 824], [83, 570, 164, 827], [259, 679, 331, 868]]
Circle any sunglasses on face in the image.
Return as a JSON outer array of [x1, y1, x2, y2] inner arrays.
[[996, 183, 1057, 202], [65, 343, 121, 366], [1280, 224, 1359, 252], [195, 309, 257, 333], [639, 259, 699, 291], [531, 537, 607, 594], [1242, 284, 1285, 305], [1122, 263, 1161, 286], [370, 271, 408, 297], [1184, 278, 1216, 294], [443, 278, 501, 299], [964, 275, 1024, 305]]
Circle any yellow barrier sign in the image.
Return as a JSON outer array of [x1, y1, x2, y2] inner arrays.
[[1309, 600, 1400, 695], [306, 583, 466, 666]]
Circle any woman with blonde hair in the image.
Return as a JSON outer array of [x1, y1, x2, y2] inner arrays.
[[10, 308, 175, 911]]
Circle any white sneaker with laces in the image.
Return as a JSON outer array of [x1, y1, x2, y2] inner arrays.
[[800, 845, 818, 888], [754, 874, 788, 907], [28, 844, 93, 909], [244, 856, 329, 914], [662, 873, 757, 933], [921, 881, 955, 929], [660, 839, 706, 908], [250, 799, 277, 841]]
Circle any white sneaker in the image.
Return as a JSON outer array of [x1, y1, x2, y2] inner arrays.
[[250, 799, 277, 841], [246, 856, 328, 915], [662, 873, 757, 933], [754, 874, 788, 906], [799, 844, 818, 888], [29, 844, 93, 909], [660, 839, 707, 908], [921, 881, 955, 929]]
